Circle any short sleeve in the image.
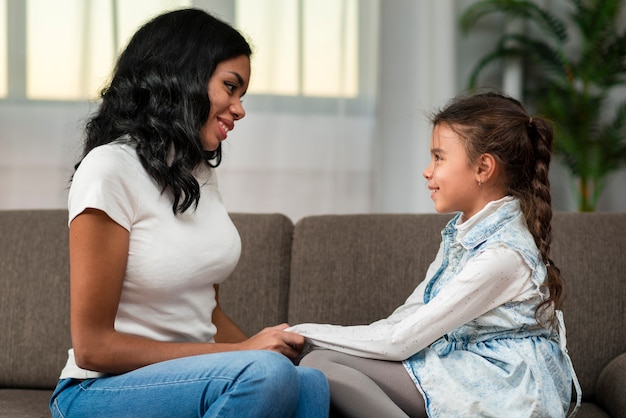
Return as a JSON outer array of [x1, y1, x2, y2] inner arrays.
[[68, 144, 140, 230]]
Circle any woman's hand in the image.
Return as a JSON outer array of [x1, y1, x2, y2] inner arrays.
[[212, 288, 304, 359], [238, 324, 305, 359]]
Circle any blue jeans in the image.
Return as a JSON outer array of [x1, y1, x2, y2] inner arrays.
[[50, 350, 329, 417]]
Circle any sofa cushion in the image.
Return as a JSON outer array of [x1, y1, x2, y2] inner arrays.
[[217, 213, 294, 336], [288, 214, 451, 325], [595, 352, 626, 417], [0, 210, 71, 390], [552, 213, 626, 401], [0, 389, 53, 417]]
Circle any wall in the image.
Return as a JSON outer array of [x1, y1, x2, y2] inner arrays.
[[0, 101, 375, 222], [0, 101, 88, 209], [1, 1, 625, 219]]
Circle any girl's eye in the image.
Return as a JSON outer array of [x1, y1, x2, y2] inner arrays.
[[434, 154, 442, 161], [225, 82, 237, 92]]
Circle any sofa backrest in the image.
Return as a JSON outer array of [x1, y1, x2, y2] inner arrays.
[[288, 214, 451, 325], [2, 209, 623, 400], [0, 209, 71, 389], [551, 212, 626, 399], [288, 212, 626, 402], [219, 213, 293, 336]]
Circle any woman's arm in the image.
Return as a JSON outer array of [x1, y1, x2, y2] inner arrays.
[[70, 209, 304, 375], [212, 284, 248, 343]]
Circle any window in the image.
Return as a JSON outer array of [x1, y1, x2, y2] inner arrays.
[[0, 0, 5, 97], [236, 0, 358, 98], [1, 0, 374, 109], [30, 0, 191, 100], [2, 0, 190, 101]]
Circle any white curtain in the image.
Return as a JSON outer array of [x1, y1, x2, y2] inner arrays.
[[219, 0, 460, 221], [218, 0, 379, 221], [0, 1, 464, 220]]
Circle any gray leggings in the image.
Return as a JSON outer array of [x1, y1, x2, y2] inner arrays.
[[299, 349, 427, 418]]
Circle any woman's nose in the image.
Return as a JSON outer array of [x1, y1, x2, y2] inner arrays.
[[231, 100, 246, 120]]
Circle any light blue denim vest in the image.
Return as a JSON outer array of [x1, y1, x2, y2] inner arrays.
[[426, 200, 550, 344]]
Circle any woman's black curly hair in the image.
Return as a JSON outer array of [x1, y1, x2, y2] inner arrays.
[[77, 8, 251, 213]]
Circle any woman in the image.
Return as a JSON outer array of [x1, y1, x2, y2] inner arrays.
[[49, 8, 329, 418]]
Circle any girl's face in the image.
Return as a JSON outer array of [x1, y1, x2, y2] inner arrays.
[[422, 123, 483, 219], [200, 55, 251, 151]]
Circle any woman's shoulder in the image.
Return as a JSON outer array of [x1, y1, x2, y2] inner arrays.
[[69, 142, 144, 228], [77, 142, 141, 177], [82, 141, 138, 164]]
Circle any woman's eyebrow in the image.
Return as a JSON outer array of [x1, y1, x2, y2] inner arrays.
[[228, 71, 244, 86]]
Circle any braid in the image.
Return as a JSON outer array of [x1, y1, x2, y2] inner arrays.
[[528, 118, 565, 325], [526, 118, 552, 258]]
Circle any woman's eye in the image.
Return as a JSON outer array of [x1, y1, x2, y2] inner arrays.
[[225, 82, 236, 92]]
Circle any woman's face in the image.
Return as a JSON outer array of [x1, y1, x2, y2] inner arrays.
[[200, 55, 250, 151]]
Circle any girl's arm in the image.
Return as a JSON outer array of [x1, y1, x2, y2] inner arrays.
[[288, 247, 532, 361], [70, 209, 303, 375]]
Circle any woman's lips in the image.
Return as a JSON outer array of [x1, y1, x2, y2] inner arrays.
[[217, 118, 234, 140]]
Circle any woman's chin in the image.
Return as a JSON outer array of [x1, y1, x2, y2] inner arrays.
[[201, 141, 220, 152]]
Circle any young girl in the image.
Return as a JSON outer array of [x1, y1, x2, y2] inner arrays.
[[49, 9, 329, 418], [289, 92, 580, 417]]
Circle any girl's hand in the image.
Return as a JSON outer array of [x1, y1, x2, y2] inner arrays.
[[238, 324, 305, 359]]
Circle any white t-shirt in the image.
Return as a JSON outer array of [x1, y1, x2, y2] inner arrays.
[[60, 142, 241, 379]]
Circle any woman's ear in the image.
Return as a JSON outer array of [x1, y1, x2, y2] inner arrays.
[[475, 153, 497, 184]]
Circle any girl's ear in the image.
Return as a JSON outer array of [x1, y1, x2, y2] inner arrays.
[[475, 153, 497, 184]]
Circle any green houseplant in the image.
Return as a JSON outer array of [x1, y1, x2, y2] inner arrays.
[[460, 0, 626, 211]]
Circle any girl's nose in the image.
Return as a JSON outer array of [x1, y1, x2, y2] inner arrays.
[[423, 164, 432, 179]]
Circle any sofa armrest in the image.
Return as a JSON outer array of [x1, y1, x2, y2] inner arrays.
[[595, 352, 626, 417]]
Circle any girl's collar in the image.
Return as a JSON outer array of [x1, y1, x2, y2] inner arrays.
[[455, 196, 515, 238]]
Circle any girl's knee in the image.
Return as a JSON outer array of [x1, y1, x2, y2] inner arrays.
[[299, 349, 336, 372]]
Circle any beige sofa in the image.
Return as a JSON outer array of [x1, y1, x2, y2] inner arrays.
[[1, 209, 624, 417]]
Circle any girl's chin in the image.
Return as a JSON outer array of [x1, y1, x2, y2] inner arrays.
[[434, 203, 450, 213]]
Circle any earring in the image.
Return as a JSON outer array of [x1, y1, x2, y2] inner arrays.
[[478, 180, 483, 186]]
